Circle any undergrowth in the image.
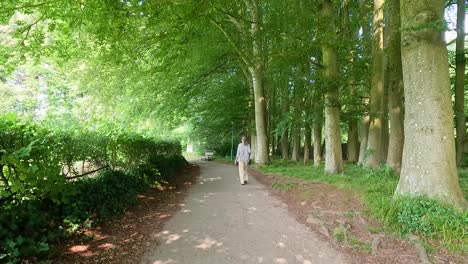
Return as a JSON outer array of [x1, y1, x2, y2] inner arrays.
[[257, 160, 468, 253]]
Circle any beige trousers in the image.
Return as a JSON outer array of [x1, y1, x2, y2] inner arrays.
[[238, 161, 249, 184]]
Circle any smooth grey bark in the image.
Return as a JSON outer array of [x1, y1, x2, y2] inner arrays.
[[381, 82, 389, 162], [347, 79, 359, 163], [347, 117, 359, 162], [249, 0, 269, 164], [358, 115, 370, 165], [357, 1, 372, 166], [455, 0, 466, 167], [281, 81, 290, 160], [386, 0, 405, 172], [365, 0, 385, 169], [281, 129, 289, 160], [250, 132, 257, 163], [313, 121, 322, 167], [322, 0, 343, 174], [343, 0, 359, 163], [291, 87, 303, 161], [304, 123, 312, 164], [291, 126, 301, 161], [396, 0, 467, 209]]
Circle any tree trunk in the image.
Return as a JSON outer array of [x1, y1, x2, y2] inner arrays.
[[357, 1, 372, 166], [381, 83, 389, 162], [381, 2, 390, 164], [250, 131, 257, 162], [365, 0, 385, 169], [281, 82, 290, 160], [249, 0, 269, 164], [348, 122, 359, 163], [386, 0, 404, 172], [347, 80, 359, 163], [358, 115, 370, 165], [313, 122, 322, 166], [291, 125, 301, 161], [455, 0, 466, 167], [304, 124, 312, 164], [322, 0, 343, 174], [291, 83, 303, 161], [343, 0, 359, 163], [281, 129, 289, 160], [396, 0, 467, 209]]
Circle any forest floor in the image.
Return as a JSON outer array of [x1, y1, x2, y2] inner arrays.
[[52, 164, 200, 264], [249, 168, 466, 264], [53, 160, 466, 264]]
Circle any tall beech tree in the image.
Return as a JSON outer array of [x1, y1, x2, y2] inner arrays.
[[454, 0, 465, 167], [395, 0, 467, 208], [386, 0, 405, 172], [321, 0, 343, 174], [357, 1, 372, 166], [365, 0, 385, 169], [209, 0, 269, 164]]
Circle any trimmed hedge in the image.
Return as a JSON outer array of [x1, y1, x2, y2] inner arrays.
[[0, 115, 188, 263]]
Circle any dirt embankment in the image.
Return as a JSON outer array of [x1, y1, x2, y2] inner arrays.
[[249, 168, 466, 264], [52, 164, 200, 264]]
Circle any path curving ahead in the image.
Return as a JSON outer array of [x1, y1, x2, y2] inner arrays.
[[141, 161, 349, 264]]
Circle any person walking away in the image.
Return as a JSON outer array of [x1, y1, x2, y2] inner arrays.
[[235, 135, 251, 185]]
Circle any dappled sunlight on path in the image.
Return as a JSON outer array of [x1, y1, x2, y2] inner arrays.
[[141, 161, 348, 264]]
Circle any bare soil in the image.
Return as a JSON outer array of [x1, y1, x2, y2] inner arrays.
[[249, 167, 467, 264], [51, 164, 199, 264], [50, 162, 465, 264]]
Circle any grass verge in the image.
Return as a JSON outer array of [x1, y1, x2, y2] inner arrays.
[[255, 159, 468, 253]]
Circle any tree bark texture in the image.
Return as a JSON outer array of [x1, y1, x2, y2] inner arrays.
[[291, 88, 303, 161], [455, 0, 466, 167], [313, 121, 322, 166], [365, 0, 385, 169], [281, 82, 290, 160], [347, 80, 360, 163], [386, 0, 405, 172], [358, 115, 370, 165], [304, 123, 312, 164], [249, 0, 269, 164], [396, 0, 467, 208], [322, 0, 343, 174]]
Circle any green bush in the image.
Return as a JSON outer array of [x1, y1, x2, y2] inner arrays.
[[0, 200, 64, 263], [383, 197, 468, 252], [0, 115, 188, 263], [63, 170, 150, 224]]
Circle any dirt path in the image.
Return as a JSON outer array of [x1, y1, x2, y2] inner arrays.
[[141, 161, 349, 264]]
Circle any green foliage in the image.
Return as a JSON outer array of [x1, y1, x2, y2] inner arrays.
[[459, 169, 468, 199], [383, 197, 468, 252], [257, 160, 467, 253], [0, 115, 187, 263], [271, 181, 297, 192]]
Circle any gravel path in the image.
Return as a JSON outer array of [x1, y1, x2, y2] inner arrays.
[[141, 161, 349, 264]]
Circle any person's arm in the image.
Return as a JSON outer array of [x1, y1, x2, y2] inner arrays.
[[235, 144, 240, 162]]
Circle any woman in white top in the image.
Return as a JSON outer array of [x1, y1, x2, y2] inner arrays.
[[235, 135, 251, 185]]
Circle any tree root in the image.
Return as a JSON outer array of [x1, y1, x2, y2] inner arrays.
[[371, 235, 384, 256], [408, 235, 431, 264]]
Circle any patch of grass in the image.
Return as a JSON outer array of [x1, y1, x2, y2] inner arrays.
[[383, 197, 468, 253], [333, 227, 345, 242], [348, 235, 372, 252], [256, 159, 468, 253], [271, 181, 297, 192], [459, 168, 468, 200]]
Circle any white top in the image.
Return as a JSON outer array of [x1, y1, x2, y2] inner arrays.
[[236, 143, 251, 162]]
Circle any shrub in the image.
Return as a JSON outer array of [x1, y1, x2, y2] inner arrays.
[[0, 115, 188, 263]]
